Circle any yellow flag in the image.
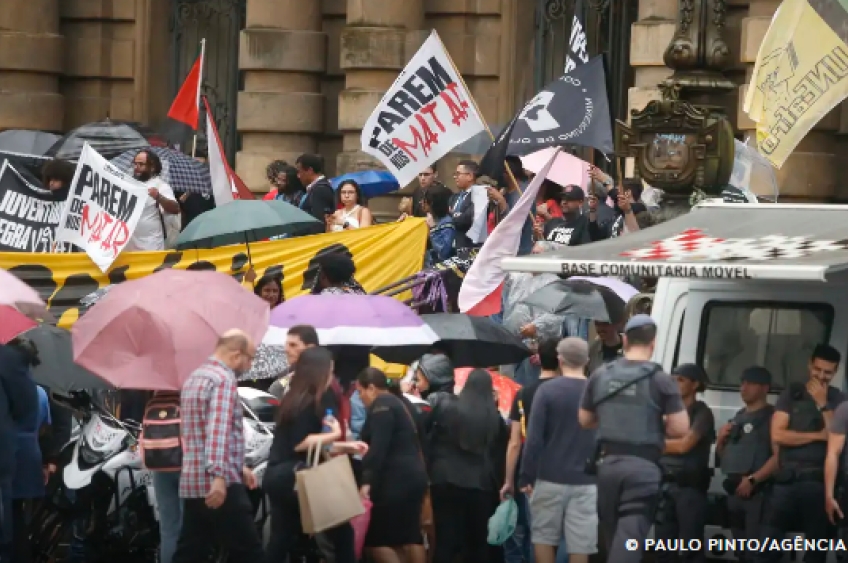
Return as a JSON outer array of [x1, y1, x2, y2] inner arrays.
[[744, 0, 848, 168]]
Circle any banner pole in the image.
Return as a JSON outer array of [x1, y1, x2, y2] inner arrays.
[[437, 32, 534, 232], [192, 38, 206, 158]]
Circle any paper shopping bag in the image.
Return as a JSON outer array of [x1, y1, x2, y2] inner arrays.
[[296, 445, 364, 534]]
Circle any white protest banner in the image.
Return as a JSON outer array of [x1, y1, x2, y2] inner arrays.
[[56, 143, 148, 272], [730, 139, 778, 202], [360, 30, 487, 188]]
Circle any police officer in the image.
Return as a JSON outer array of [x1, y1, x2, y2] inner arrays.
[[716, 366, 777, 563], [824, 392, 848, 549], [654, 364, 715, 563], [761, 344, 845, 563], [578, 315, 690, 563]]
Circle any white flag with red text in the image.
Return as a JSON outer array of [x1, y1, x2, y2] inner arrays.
[[458, 149, 560, 316], [204, 96, 237, 205], [361, 30, 486, 188]]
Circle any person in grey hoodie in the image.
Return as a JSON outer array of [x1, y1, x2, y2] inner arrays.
[[415, 353, 456, 414]]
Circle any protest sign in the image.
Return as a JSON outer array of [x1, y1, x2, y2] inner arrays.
[[0, 160, 64, 252], [56, 143, 148, 272], [361, 30, 487, 188], [2, 218, 428, 329]]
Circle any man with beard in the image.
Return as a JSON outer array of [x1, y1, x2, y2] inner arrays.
[[126, 149, 180, 251], [41, 159, 76, 201]]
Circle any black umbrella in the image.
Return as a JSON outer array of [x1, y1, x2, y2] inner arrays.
[[22, 324, 112, 396], [522, 279, 626, 323], [0, 130, 60, 155], [371, 313, 531, 368], [45, 119, 168, 160]]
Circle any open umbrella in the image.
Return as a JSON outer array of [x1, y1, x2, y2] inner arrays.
[[522, 279, 626, 323], [0, 130, 61, 155], [372, 313, 531, 367], [520, 148, 590, 189], [239, 344, 288, 382], [21, 324, 112, 395], [454, 368, 520, 419], [0, 268, 53, 321], [0, 305, 38, 345], [176, 200, 323, 260], [45, 120, 167, 160], [264, 294, 439, 348], [331, 170, 400, 199], [111, 146, 212, 195], [71, 269, 270, 391]]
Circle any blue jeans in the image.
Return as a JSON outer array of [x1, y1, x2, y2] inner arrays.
[[152, 471, 183, 563], [503, 493, 534, 563]]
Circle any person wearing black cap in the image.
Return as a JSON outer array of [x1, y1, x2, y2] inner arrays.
[[542, 185, 596, 246], [578, 315, 689, 563], [763, 344, 845, 563], [588, 178, 647, 241], [716, 366, 777, 563], [654, 364, 715, 563]]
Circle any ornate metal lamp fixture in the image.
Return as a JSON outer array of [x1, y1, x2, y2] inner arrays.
[[615, 0, 736, 196]]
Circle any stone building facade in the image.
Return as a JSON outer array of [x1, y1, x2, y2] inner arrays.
[[0, 0, 841, 208]]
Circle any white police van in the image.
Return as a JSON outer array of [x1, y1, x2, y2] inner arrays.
[[503, 201, 848, 562]]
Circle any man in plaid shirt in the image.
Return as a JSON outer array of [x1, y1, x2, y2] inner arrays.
[[172, 330, 266, 563]]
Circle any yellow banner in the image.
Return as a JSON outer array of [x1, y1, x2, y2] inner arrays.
[[744, 0, 848, 168], [2, 219, 427, 329]]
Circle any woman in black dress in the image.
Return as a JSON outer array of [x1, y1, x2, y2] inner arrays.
[[357, 368, 428, 563], [426, 369, 506, 563], [263, 347, 367, 563]]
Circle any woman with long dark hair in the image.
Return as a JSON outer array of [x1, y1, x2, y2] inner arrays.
[[427, 369, 506, 563], [253, 274, 283, 308], [356, 368, 428, 563], [264, 347, 366, 563]]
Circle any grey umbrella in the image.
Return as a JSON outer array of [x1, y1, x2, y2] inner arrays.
[[23, 324, 112, 396], [239, 344, 289, 382], [0, 130, 61, 156], [522, 279, 627, 324]]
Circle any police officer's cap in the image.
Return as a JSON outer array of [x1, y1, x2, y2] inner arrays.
[[740, 366, 772, 385], [623, 314, 655, 333]]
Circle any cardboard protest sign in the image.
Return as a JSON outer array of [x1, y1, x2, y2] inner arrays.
[[56, 143, 148, 272], [361, 30, 486, 188], [0, 160, 65, 252]]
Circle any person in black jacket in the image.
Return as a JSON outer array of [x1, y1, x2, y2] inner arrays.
[[0, 343, 39, 561], [357, 368, 428, 563], [295, 154, 337, 224], [448, 160, 481, 253]]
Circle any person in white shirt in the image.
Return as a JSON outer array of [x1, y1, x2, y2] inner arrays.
[[126, 149, 180, 252]]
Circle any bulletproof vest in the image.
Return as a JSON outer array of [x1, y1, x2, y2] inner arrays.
[[593, 359, 664, 449], [721, 405, 774, 476], [780, 383, 827, 467], [660, 400, 714, 474]]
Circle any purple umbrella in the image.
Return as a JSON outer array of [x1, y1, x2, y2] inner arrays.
[[263, 294, 440, 347]]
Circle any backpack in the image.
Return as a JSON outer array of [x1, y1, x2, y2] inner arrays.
[[140, 392, 183, 471]]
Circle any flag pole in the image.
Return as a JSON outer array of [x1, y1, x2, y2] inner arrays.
[[436, 31, 533, 231], [192, 38, 206, 158]]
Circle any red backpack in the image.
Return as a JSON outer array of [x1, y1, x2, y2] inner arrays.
[[140, 392, 183, 471]]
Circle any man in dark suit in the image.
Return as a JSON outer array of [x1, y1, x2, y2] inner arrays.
[[295, 154, 337, 227], [0, 343, 39, 561], [449, 159, 480, 252]]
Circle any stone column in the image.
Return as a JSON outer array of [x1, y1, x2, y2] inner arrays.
[[0, 0, 63, 131], [336, 0, 424, 180], [739, 0, 837, 201], [237, 0, 326, 194], [320, 0, 347, 177]]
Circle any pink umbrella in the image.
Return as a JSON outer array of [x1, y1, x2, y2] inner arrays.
[[0, 305, 38, 345], [0, 268, 53, 321], [72, 269, 270, 391], [520, 147, 590, 189]]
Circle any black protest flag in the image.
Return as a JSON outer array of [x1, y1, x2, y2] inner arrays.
[[478, 55, 614, 183], [0, 160, 64, 252], [564, 0, 589, 73]]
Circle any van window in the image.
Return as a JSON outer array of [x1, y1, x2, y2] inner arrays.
[[697, 302, 834, 391]]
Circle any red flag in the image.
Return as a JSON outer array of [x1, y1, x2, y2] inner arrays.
[[168, 50, 203, 129]]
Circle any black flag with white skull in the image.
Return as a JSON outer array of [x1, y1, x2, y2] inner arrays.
[[478, 55, 613, 182], [564, 0, 589, 72]]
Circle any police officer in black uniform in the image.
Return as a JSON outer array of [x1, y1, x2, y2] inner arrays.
[[825, 398, 848, 561], [760, 344, 845, 563], [578, 315, 690, 563], [655, 364, 716, 563], [716, 366, 777, 563]]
